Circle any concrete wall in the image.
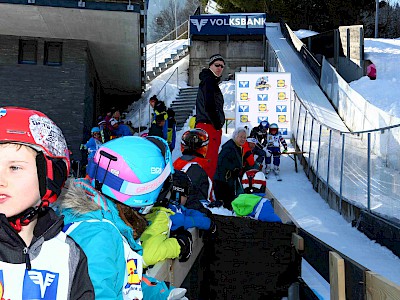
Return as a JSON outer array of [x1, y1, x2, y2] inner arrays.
[[189, 39, 265, 86], [0, 35, 96, 161]]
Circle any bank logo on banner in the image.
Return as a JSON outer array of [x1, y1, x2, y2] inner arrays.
[[279, 128, 288, 135], [278, 92, 287, 100], [23, 269, 59, 299], [190, 19, 208, 32], [238, 81, 249, 88], [255, 76, 270, 91], [240, 92, 249, 101], [277, 79, 286, 88], [240, 115, 249, 123], [257, 94, 268, 101], [258, 103, 268, 112], [238, 105, 249, 112], [278, 115, 287, 123], [276, 105, 287, 112], [258, 116, 268, 123]]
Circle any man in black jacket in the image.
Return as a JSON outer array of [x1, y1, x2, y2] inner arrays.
[[195, 53, 226, 179]]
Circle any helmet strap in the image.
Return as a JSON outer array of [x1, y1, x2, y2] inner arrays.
[[8, 201, 49, 232]]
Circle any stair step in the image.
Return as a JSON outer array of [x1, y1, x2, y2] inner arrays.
[[171, 101, 196, 106]]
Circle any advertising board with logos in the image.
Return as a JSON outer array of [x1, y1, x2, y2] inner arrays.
[[235, 72, 292, 137], [190, 13, 266, 35]]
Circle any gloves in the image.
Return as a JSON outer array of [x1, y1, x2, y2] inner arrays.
[[209, 218, 217, 235], [171, 227, 193, 262], [200, 217, 217, 241], [80, 144, 87, 150], [168, 288, 188, 300], [282, 149, 288, 153]]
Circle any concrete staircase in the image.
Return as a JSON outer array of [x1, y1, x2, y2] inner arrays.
[[170, 87, 198, 131], [146, 44, 189, 82]]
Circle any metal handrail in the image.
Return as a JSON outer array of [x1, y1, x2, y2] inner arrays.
[[147, 20, 189, 52], [156, 66, 179, 99]]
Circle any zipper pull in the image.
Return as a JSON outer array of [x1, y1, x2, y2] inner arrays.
[[23, 247, 31, 270]]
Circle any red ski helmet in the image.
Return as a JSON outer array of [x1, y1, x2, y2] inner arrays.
[[181, 128, 209, 158], [0, 107, 70, 203]]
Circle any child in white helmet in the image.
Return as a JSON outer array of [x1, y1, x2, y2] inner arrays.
[[265, 123, 288, 174]]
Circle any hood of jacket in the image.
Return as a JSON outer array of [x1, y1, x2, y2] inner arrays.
[[56, 179, 142, 252], [199, 68, 220, 83]]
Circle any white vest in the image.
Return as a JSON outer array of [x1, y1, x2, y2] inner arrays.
[[0, 232, 72, 299]]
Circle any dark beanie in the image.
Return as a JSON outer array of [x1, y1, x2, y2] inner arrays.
[[208, 54, 225, 66]]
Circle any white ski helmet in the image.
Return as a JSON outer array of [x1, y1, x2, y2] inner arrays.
[[242, 169, 267, 194]]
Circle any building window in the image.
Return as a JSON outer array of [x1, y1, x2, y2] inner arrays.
[[44, 41, 63, 66], [18, 40, 38, 65]]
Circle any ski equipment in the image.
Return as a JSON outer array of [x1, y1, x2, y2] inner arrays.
[[269, 123, 279, 135], [242, 169, 267, 193], [0, 106, 70, 230], [181, 128, 209, 158], [259, 120, 270, 132], [86, 136, 173, 214]]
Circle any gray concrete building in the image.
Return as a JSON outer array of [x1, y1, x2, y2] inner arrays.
[[0, 0, 145, 161]]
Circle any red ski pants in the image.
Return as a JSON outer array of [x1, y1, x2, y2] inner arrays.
[[196, 123, 222, 180]]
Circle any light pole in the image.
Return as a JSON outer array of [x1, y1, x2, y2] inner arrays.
[[174, 0, 178, 39], [375, 0, 379, 38]]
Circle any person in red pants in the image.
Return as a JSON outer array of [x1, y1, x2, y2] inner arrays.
[[195, 54, 226, 178]]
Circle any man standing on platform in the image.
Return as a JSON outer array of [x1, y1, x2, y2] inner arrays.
[[195, 53, 226, 178]]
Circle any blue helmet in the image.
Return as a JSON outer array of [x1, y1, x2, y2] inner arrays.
[[91, 127, 100, 134], [86, 136, 174, 214]]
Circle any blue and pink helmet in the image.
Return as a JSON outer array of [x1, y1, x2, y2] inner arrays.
[[86, 136, 173, 213]]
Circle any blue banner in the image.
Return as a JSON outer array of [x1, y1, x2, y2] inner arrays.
[[190, 13, 266, 35]]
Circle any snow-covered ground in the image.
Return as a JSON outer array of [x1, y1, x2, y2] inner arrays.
[[126, 30, 400, 299]]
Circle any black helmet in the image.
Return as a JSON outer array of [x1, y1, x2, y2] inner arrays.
[[181, 128, 209, 157]]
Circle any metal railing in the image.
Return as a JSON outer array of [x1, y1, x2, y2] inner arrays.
[[267, 32, 400, 226], [147, 20, 189, 70]]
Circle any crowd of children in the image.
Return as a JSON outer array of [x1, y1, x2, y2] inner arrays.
[[0, 103, 288, 298], [0, 106, 212, 299]]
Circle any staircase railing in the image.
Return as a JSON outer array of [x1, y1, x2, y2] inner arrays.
[[147, 20, 189, 71]]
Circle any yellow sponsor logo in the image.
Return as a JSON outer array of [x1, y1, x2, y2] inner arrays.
[[240, 92, 249, 100], [278, 115, 287, 123], [277, 79, 285, 87], [240, 115, 249, 123], [278, 92, 286, 100], [258, 103, 268, 112]]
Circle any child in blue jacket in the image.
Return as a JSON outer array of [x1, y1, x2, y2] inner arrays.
[[167, 170, 216, 233]]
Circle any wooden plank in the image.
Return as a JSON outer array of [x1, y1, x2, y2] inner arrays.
[[366, 271, 400, 300], [145, 227, 203, 287], [298, 228, 366, 300], [329, 251, 346, 300], [281, 151, 306, 155], [169, 229, 204, 287], [265, 187, 300, 226], [292, 232, 304, 251]]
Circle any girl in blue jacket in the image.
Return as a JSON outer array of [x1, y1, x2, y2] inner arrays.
[[57, 136, 187, 300]]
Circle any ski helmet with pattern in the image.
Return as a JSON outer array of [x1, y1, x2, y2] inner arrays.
[[0, 107, 70, 203]]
